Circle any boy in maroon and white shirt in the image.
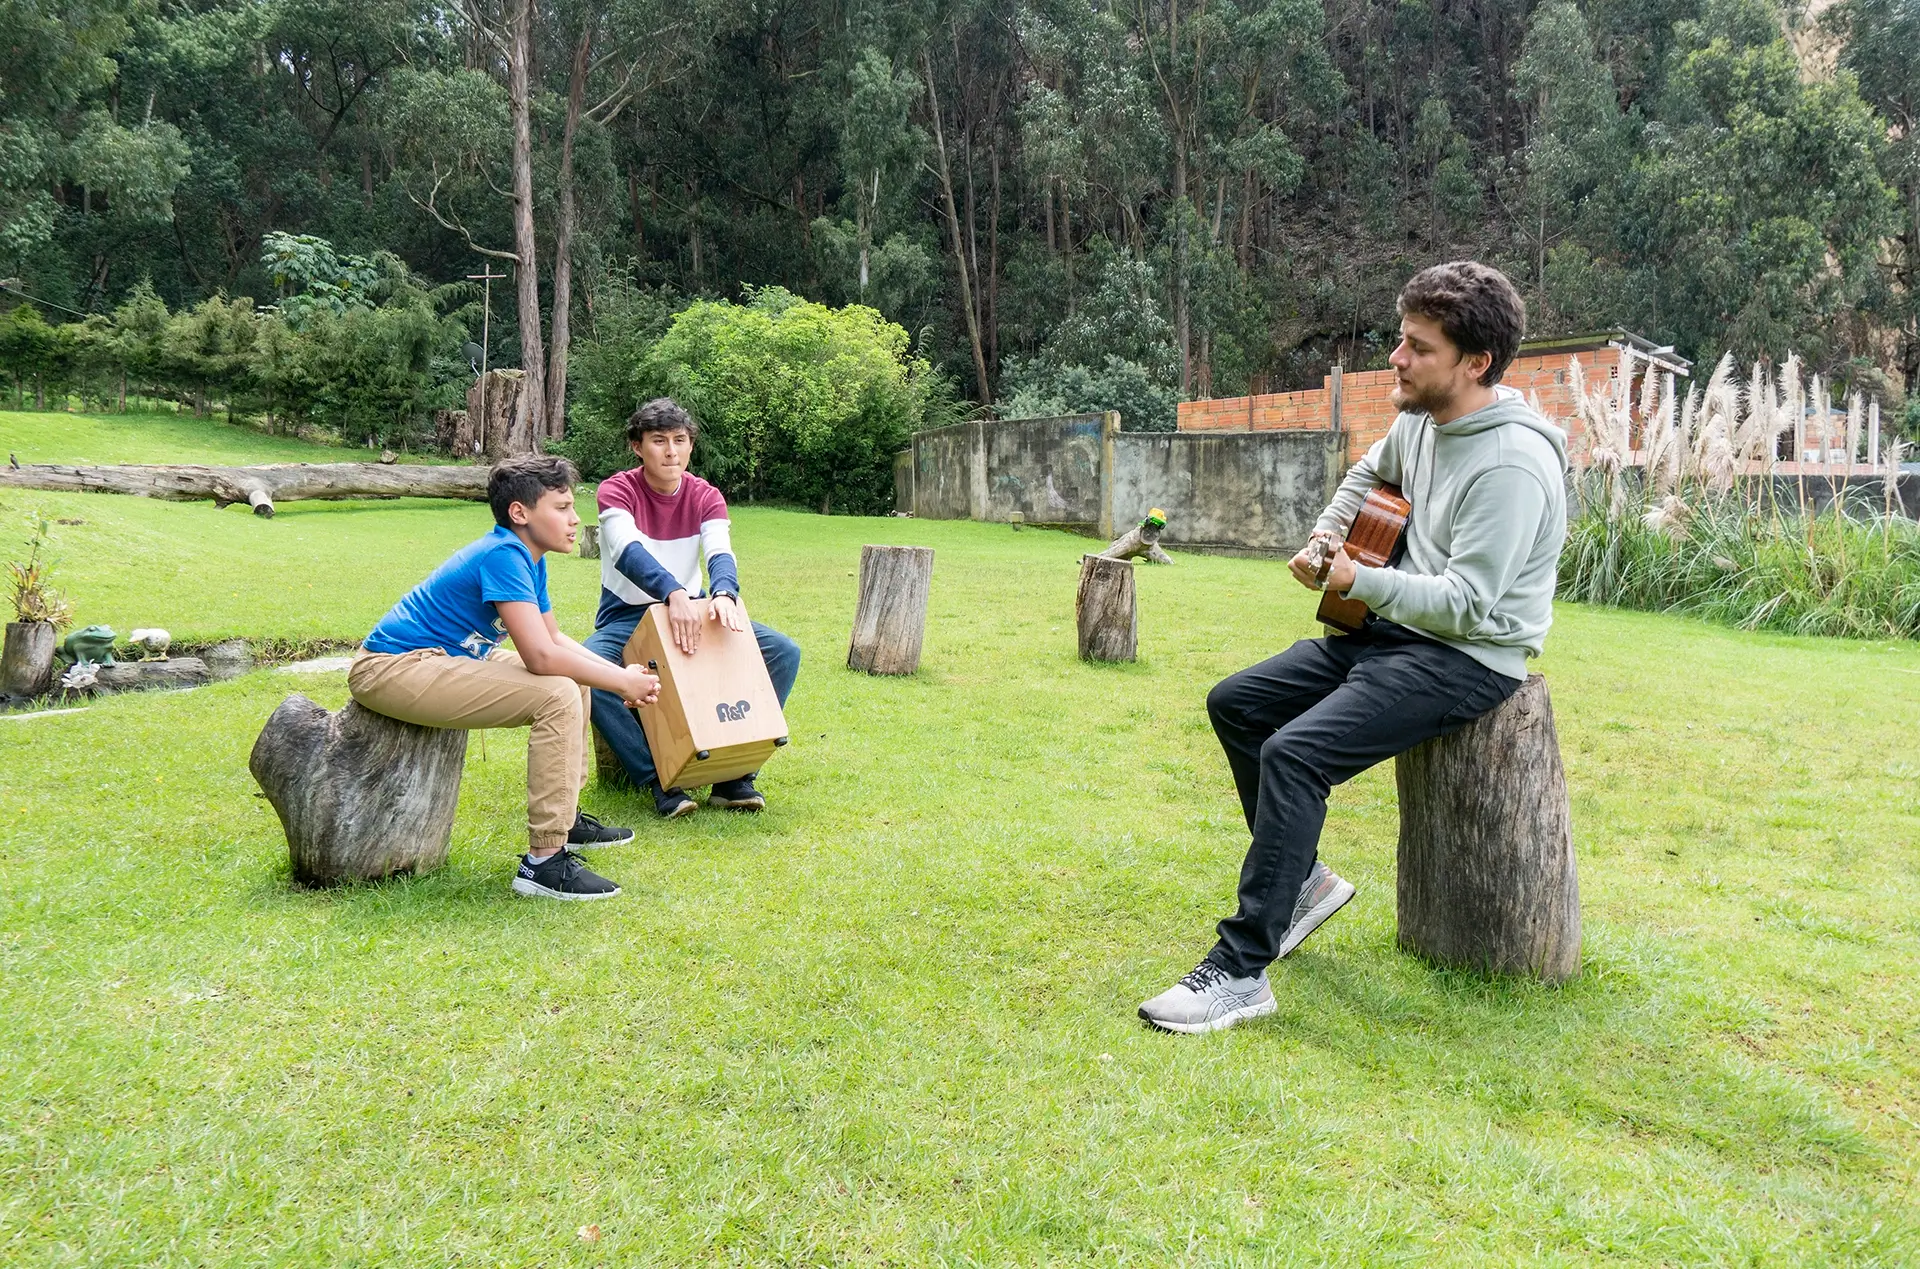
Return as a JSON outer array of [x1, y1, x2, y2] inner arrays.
[[583, 398, 802, 817]]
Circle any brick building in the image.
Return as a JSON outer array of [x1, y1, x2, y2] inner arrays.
[[1176, 331, 1692, 466]]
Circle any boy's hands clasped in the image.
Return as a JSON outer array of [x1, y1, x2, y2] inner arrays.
[[616, 663, 660, 709], [665, 591, 748, 655]]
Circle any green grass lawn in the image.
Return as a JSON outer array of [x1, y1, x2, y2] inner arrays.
[[0, 406, 455, 468], [2, 413, 1917, 1265]]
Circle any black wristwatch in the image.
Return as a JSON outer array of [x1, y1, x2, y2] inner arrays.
[[710, 590, 738, 603]]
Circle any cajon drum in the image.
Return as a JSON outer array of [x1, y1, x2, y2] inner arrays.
[[619, 598, 789, 789]]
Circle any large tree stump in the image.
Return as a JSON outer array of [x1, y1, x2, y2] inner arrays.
[[250, 694, 470, 886], [1394, 674, 1580, 983], [1, 621, 57, 699], [846, 545, 933, 674], [593, 725, 630, 788], [1075, 554, 1137, 662], [467, 369, 536, 458]]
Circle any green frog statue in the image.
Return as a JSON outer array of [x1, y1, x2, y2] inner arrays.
[[59, 625, 117, 667]]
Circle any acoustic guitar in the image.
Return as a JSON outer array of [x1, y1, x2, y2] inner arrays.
[[1312, 483, 1411, 634]]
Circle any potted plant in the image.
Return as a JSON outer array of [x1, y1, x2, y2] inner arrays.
[[2, 516, 75, 700]]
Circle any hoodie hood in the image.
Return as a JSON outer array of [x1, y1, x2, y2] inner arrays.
[[1433, 392, 1569, 473]]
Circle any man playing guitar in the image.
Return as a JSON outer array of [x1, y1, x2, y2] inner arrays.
[[1139, 261, 1570, 1034]]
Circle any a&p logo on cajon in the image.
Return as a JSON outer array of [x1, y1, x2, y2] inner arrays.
[[619, 597, 789, 789]]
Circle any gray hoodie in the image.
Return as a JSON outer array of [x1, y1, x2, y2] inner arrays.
[[1315, 391, 1568, 680]]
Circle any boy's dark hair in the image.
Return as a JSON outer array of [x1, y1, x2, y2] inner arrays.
[[627, 397, 699, 443], [1397, 262, 1527, 386], [487, 453, 579, 528]]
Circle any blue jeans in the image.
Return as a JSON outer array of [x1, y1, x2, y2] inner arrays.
[[585, 610, 801, 791]]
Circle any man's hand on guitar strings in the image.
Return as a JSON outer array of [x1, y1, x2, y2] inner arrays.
[[1290, 536, 1357, 595]]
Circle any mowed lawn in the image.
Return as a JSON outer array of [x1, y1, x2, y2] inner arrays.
[[1, 413, 1917, 1265]]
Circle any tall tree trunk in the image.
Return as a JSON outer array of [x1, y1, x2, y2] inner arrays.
[[507, 0, 547, 436], [923, 51, 991, 406], [988, 139, 1001, 374], [544, 26, 592, 442]]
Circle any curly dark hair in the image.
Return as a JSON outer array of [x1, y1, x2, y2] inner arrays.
[[1397, 262, 1527, 386], [487, 453, 579, 528], [626, 397, 699, 443]]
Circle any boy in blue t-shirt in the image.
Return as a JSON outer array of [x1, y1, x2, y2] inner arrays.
[[350, 454, 660, 901]]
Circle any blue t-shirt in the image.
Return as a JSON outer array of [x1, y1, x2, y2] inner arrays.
[[363, 525, 551, 658]]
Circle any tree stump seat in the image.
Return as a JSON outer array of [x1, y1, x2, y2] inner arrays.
[[250, 694, 469, 885], [1393, 673, 1580, 983]]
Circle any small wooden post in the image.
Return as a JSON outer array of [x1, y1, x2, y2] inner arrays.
[[1075, 554, 1137, 662], [0, 621, 57, 698], [250, 694, 470, 885], [847, 545, 933, 674], [1393, 674, 1580, 983]]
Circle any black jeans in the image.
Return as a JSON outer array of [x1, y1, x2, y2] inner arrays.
[[1204, 621, 1523, 977]]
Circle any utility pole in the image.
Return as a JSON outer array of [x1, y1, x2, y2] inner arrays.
[[467, 267, 507, 455]]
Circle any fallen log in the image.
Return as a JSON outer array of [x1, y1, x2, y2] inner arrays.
[[0, 462, 489, 517]]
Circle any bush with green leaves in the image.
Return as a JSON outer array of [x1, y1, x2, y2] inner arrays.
[[0, 235, 467, 448], [568, 286, 953, 514]]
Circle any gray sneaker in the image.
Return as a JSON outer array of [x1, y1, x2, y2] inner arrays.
[[1137, 960, 1276, 1034], [1275, 860, 1356, 959]]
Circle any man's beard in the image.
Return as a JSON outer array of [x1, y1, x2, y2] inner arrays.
[[1391, 378, 1456, 416]]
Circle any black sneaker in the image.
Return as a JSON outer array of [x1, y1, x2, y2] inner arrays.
[[566, 810, 634, 849], [708, 776, 765, 812], [512, 850, 622, 901], [654, 785, 697, 819]]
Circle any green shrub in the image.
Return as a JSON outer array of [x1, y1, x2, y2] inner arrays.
[[573, 286, 949, 514]]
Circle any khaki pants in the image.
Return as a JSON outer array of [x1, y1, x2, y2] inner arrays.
[[348, 647, 591, 852]]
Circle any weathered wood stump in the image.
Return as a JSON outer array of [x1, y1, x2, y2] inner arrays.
[[1, 621, 57, 698], [847, 545, 933, 675], [1394, 673, 1580, 983], [1075, 554, 1137, 662], [579, 523, 600, 559], [250, 694, 470, 885], [466, 369, 536, 458]]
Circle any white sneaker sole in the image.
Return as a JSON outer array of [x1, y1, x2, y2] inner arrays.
[[707, 795, 765, 811], [1275, 876, 1356, 959], [1139, 995, 1278, 1035], [511, 878, 622, 901]]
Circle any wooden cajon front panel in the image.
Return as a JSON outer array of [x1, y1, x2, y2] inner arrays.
[[619, 598, 788, 788]]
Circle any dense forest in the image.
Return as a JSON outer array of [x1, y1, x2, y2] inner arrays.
[[2, 0, 1916, 441]]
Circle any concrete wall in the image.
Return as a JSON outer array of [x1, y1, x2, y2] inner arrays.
[[910, 420, 982, 520], [908, 414, 1108, 526], [905, 411, 1343, 554], [981, 413, 1106, 525], [1111, 431, 1344, 553]]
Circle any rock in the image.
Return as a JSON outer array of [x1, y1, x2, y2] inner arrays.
[[279, 655, 356, 674], [203, 638, 254, 680]]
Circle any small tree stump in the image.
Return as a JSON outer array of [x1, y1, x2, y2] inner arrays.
[[847, 545, 933, 674], [1, 621, 57, 698], [1075, 554, 1137, 662], [579, 523, 600, 559], [1394, 674, 1580, 983], [250, 694, 470, 886]]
